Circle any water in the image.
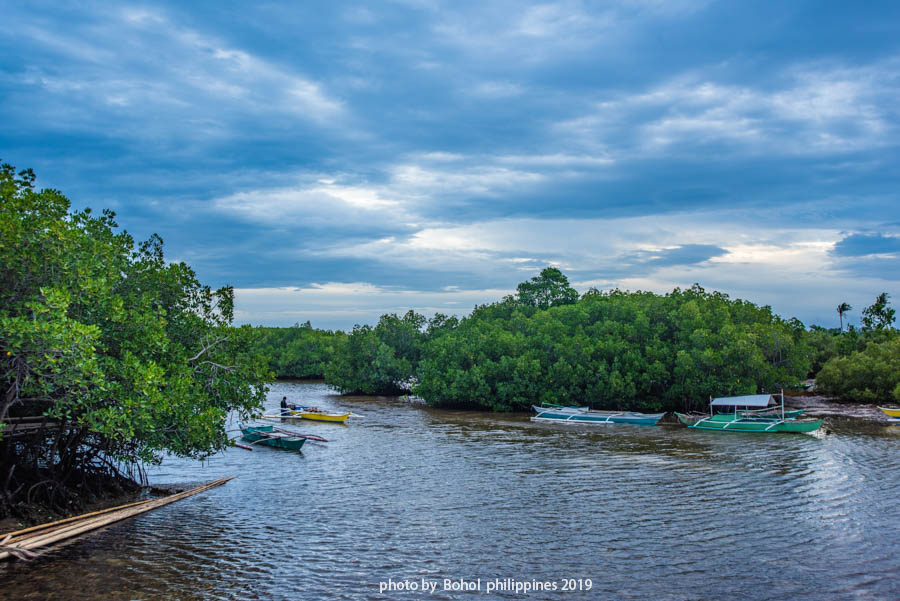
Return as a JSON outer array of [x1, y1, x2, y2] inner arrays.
[[2, 381, 898, 600]]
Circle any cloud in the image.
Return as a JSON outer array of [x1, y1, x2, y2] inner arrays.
[[828, 232, 900, 282], [630, 244, 728, 267], [234, 283, 514, 329], [3, 1, 899, 330], [211, 160, 546, 231], [558, 58, 900, 159], [832, 233, 900, 257], [8, 4, 346, 153]]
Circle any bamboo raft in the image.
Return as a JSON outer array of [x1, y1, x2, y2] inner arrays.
[[0, 476, 233, 561]]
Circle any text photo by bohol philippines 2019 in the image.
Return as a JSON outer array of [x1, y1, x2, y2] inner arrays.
[[1, 1, 899, 600]]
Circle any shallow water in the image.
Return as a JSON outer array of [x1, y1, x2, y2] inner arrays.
[[2, 381, 898, 600]]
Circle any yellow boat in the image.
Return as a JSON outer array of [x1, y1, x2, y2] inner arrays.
[[287, 408, 350, 423], [265, 405, 352, 423], [878, 406, 900, 418]]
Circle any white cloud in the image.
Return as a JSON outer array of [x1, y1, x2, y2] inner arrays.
[[234, 283, 513, 328], [17, 5, 346, 143], [559, 59, 900, 157], [214, 179, 409, 229], [229, 212, 890, 329], [213, 160, 545, 229], [469, 81, 525, 98]]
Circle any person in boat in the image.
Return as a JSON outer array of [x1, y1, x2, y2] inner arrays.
[[280, 396, 289, 413]]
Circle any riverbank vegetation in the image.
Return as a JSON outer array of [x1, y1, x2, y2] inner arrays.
[[811, 294, 899, 402], [415, 277, 811, 412], [0, 162, 270, 519], [325, 311, 457, 394], [319, 270, 809, 411], [816, 336, 900, 402], [263, 270, 898, 408], [253, 323, 344, 379]]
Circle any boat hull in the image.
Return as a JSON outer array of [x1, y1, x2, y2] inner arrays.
[[532, 406, 665, 425], [878, 406, 900, 418], [675, 413, 824, 433], [241, 426, 307, 450], [282, 409, 350, 423]]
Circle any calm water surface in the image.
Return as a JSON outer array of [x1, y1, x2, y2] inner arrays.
[[2, 381, 898, 600]]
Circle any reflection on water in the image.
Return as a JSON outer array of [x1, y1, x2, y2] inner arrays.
[[2, 381, 898, 600]]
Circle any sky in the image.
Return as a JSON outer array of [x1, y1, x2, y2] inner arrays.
[[2, 1, 899, 330]]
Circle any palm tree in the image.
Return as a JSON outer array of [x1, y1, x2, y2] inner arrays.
[[836, 302, 852, 332]]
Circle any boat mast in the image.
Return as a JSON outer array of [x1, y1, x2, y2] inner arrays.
[[781, 388, 784, 420]]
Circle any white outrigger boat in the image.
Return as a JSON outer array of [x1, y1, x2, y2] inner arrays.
[[531, 405, 665, 426]]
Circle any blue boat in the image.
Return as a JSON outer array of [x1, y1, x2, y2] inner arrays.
[[531, 405, 665, 426]]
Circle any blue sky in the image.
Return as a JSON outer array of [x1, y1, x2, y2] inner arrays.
[[2, 1, 899, 330]]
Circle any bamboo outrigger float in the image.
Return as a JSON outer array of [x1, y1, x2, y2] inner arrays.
[[0, 477, 233, 561]]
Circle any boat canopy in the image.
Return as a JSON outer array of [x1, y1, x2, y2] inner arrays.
[[710, 394, 776, 408]]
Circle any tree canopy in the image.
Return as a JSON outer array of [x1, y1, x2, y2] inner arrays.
[[515, 267, 579, 310], [414, 285, 810, 412], [253, 325, 344, 379], [0, 161, 270, 516], [325, 311, 428, 394], [861, 293, 895, 331], [816, 336, 900, 402], [320, 274, 813, 411]]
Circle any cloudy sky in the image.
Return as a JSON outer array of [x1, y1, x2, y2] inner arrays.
[[2, 1, 899, 330]]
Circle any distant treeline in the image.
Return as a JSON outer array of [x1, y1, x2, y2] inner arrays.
[[253, 322, 345, 379], [252, 268, 900, 410]]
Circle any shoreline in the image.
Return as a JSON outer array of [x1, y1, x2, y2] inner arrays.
[[784, 394, 896, 420], [0, 482, 198, 534]]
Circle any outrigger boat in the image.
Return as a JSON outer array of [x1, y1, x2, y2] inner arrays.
[[531, 405, 665, 426], [878, 407, 900, 423], [240, 425, 307, 450], [270, 404, 351, 423], [675, 393, 823, 434]]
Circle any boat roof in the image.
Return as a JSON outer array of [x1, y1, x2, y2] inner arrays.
[[710, 394, 776, 408]]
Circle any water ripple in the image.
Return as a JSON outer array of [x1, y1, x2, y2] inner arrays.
[[2, 382, 898, 600]]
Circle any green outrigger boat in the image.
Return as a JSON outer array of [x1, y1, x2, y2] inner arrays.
[[675, 393, 824, 434], [240, 425, 307, 450]]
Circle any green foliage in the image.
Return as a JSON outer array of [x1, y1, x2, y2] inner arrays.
[[816, 334, 900, 402], [325, 310, 430, 394], [1, 160, 271, 482], [414, 284, 810, 412], [861, 292, 896, 331], [802, 326, 841, 375], [253, 325, 345, 379], [515, 267, 579, 310]]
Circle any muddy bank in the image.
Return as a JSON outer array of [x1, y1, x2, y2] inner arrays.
[[0, 490, 140, 535], [785, 394, 896, 420], [0, 481, 198, 534]]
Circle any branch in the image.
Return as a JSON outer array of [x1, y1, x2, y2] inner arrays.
[[193, 361, 237, 373], [187, 335, 229, 362]]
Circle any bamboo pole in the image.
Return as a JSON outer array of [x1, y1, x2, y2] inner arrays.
[[0, 477, 233, 561], [1, 477, 233, 560], [2, 498, 158, 542], [272, 427, 328, 442]]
